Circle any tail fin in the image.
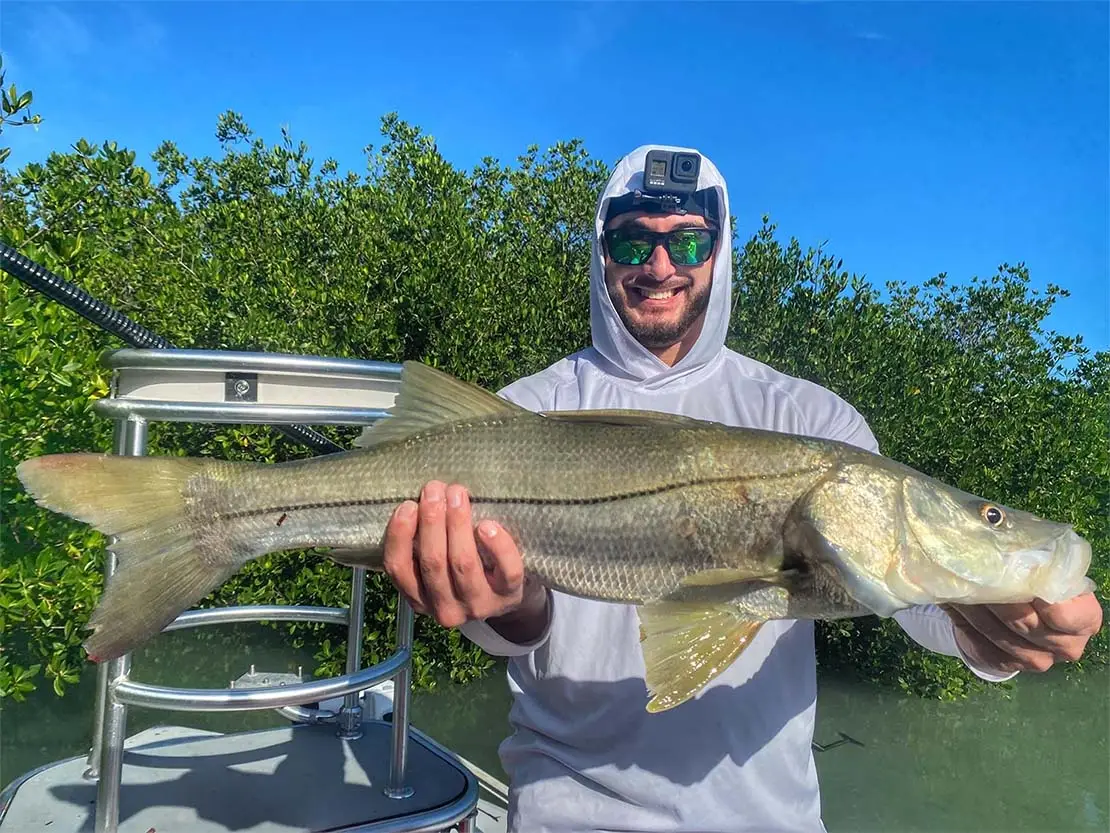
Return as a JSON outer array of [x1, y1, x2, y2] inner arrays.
[[16, 453, 239, 662]]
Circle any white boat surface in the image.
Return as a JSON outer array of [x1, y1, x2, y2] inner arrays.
[[2, 683, 509, 832]]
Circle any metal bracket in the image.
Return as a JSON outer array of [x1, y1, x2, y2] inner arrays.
[[224, 372, 258, 402], [231, 665, 340, 725], [229, 664, 303, 690]]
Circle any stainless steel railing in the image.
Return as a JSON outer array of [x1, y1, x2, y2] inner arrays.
[[82, 348, 421, 833]]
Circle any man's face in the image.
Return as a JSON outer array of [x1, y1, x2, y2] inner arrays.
[[602, 210, 717, 360]]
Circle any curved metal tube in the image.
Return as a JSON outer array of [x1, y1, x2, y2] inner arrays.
[[93, 398, 391, 426], [276, 704, 339, 724], [100, 347, 402, 379], [112, 647, 410, 712], [163, 605, 349, 631]]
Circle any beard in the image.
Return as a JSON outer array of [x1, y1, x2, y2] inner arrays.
[[607, 280, 713, 350]]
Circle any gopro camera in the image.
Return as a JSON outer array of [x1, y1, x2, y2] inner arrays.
[[643, 149, 701, 197], [605, 148, 715, 221]]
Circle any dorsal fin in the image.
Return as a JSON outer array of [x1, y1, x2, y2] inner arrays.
[[540, 408, 710, 429], [354, 361, 525, 448]]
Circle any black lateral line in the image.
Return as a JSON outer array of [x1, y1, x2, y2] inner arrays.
[[214, 470, 817, 522]]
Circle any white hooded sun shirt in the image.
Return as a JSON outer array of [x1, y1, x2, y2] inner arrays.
[[459, 145, 1014, 833]]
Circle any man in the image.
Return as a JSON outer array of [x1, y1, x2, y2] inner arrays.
[[380, 145, 1102, 832]]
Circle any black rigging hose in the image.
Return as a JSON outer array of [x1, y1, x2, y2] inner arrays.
[[0, 241, 344, 455]]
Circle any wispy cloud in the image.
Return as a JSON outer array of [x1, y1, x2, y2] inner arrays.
[[503, 4, 614, 81], [855, 30, 888, 42], [13, 3, 167, 71], [558, 6, 608, 75], [24, 4, 95, 65], [119, 3, 168, 57]]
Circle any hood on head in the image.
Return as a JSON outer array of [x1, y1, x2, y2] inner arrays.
[[590, 144, 733, 386]]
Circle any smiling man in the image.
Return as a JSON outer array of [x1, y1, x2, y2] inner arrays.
[[601, 212, 717, 365], [380, 144, 1102, 833]]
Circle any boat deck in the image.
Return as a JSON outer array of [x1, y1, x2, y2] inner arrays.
[[1, 721, 503, 832]]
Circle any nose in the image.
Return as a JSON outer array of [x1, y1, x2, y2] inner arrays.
[[644, 243, 677, 279]]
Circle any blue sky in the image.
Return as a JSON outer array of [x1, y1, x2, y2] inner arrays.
[[3, 1, 1107, 355]]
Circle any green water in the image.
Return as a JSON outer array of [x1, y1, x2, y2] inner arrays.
[[3, 625, 1106, 832]]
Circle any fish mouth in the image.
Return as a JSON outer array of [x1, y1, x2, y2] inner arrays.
[[891, 518, 1094, 608], [1023, 530, 1095, 604]]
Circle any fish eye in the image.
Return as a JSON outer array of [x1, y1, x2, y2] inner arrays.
[[980, 504, 1006, 528]]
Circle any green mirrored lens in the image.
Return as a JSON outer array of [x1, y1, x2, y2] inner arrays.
[[609, 236, 653, 265], [667, 230, 711, 265]]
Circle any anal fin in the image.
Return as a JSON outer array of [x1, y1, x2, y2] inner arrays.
[[637, 601, 764, 713]]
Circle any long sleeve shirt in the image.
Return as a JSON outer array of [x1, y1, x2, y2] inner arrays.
[[458, 143, 1014, 832]]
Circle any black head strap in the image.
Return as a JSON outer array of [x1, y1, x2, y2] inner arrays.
[[605, 187, 719, 225]]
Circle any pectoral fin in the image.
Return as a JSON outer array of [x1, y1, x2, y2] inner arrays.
[[325, 546, 386, 571], [679, 566, 791, 588], [637, 601, 764, 713]]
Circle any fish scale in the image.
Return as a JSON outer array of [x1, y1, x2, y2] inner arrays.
[[192, 415, 835, 603]]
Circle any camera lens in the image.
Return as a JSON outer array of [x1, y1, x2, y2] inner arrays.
[[671, 153, 700, 183]]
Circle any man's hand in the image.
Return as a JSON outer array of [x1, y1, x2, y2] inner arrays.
[[944, 593, 1103, 675], [382, 480, 549, 642]]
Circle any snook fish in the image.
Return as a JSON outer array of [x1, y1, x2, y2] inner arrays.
[[15, 361, 1094, 712]]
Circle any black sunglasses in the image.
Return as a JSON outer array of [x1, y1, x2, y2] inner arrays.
[[603, 226, 719, 267]]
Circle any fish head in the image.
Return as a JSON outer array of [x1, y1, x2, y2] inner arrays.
[[890, 474, 1095, 607], [787, 462, 1095, 617]]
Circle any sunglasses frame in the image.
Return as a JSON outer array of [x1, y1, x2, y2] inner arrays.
[[602, 226, 720, 267]]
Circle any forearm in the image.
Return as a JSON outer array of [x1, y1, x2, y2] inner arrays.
[[457, 583, 553, 657], [486, 581, 550, 644], [894, 604, 1018, 682]]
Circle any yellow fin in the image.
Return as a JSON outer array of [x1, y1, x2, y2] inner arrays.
[[355, 361, 525, 448], [325, 546, 385, 570], [16, 453, 240, 663], [638, 601, 764, 713], [540, 408, 709, 429]]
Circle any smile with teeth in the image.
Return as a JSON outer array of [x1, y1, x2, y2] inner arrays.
[[633, 286, 683, 300]]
